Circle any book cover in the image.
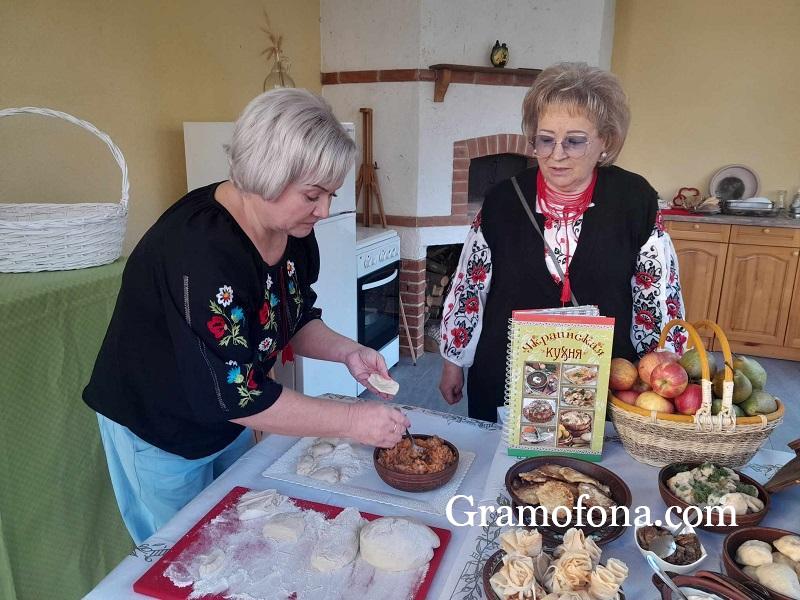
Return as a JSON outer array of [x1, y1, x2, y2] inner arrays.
[[504, 307, 615, 461]]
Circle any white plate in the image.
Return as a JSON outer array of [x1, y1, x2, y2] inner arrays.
[[709, 164, 760, 200], [262, 437, 475, 515]]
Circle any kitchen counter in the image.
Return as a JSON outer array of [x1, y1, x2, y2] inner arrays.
[[662, 211, 800, 228]]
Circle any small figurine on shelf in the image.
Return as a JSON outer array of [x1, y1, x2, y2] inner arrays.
[[490, 40, 509, 67], [261, 9, 295, 90]]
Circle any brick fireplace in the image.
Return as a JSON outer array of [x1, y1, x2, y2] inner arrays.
[[320, 0, 614, 356]]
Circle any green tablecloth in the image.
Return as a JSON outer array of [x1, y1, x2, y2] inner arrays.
[[0, 260, 132, 600]]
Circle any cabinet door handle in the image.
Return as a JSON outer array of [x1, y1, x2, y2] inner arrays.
[[793, 250, 799, 257], [693, 224, 700, 230], [763, 228, 771, 234]]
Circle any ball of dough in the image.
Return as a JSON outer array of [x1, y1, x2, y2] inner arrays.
[[359, 517, 440, 572], [309, 466, 340, 483], [262, 512, 306, 542], [736, 539, 774, 567], [367, 373, 400, 395], [296, 454, 316, 476], [311, 507, 364, 572], [775, 535, 800, 562], [310, 442, 335, 458]]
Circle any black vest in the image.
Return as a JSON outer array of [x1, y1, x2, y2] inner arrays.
[[466, 165, 658, 421]]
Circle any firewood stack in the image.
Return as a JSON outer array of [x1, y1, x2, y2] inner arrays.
[[423, 245, 462, 352]]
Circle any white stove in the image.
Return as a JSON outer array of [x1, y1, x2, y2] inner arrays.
[[356, 226, 400, 278]]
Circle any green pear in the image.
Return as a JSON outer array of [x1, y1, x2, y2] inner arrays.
[[712, 369, 752, 404], [732, 355, 767, 390], [740, 390, 778, 416], [711, 398, 744, 417], [679, 348, 718, 381]]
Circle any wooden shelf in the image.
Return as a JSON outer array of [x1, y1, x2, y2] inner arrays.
[[428, 64, 541, 102]]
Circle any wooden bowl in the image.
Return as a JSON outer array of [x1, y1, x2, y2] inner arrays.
[[373, 434, 459, 493], [504, 456, 632, 538], [723, 526, 800, 600], [658, 462, 770, 532]]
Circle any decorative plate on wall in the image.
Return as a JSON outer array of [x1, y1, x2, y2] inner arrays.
[[709, 164, 760, 200]]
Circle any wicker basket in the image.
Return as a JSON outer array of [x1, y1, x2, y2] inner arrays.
[[609, 319, 784, 468], [0, 107, 128, 272]]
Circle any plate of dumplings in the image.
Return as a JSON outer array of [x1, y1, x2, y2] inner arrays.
[[723, 526, 800, 600]]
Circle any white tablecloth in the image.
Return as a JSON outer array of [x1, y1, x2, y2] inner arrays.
[[86, 399, 798, 600]]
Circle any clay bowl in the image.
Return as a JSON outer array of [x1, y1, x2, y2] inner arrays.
[[482, 549, 626, 600], [723, 526, 800, 600], [658, 462, 770, 533], [505, 456, 632, 539], [373, 434, 459, 493]]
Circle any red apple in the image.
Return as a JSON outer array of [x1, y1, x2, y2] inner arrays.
[[637, 350, 679, 385], [614, 390, 639, 405], [609, 358, 638, 391], [635, 391, 675, 413], [632, 378, 651, 393], [674, 383, 703, 415], [650, 362, 689, 398]]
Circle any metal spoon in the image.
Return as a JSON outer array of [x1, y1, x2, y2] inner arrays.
[[649, 522, 688, 559], [646, 554, 690, 600], [404, 427, 421, 455]]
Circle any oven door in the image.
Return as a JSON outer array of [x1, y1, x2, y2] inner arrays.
[[357, 261, 400, 351]]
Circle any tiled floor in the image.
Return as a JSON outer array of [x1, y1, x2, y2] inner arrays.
[[360, 351, 799, 452]]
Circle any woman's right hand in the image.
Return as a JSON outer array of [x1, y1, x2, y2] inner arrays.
[[439, 360, 464, 405], [346, 402, 410, 448]]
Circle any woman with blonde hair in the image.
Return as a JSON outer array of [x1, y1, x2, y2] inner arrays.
[[85, 89, 409, 543], [439, 62, 684, 421]]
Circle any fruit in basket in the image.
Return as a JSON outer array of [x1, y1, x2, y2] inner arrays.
[[712, 369, 753, 404], [740, 390, 778, 416], [637, 350, 678, 384], [733, 355, 767, 390], [674, 383, 703, 415], [711, 398, 746, 417], [631, 378, 651, 392], [678, 347, 718, 381], [609, 357, 638, 390], [635, 391, 675, 413], [614, 390, 639, 405], [650, 362, 689, 398]]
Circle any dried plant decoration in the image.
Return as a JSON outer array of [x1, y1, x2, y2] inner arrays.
[[260, 9, 294, 90]]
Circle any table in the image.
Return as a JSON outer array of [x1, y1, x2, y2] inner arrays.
[[0, 260, 132, 600], [86, 399, 798, 600]]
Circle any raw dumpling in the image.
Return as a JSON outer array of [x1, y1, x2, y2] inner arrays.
[[742, 565, 760, 579], [197, 548, 227, 578], [488, 554, 543, 599], [360, 517, 440, 571], [588, 565, 621, 600], [310, 507, 364, 572], [367, 373, 400, 395], [773, 551, 800, 572], [296, 454, 316, 476], [549, 549, 593, 592], [775, 536, 800, 562], [604, 557, 629, 585], [310, 441, 335, 458], [236, 489, 286, 521], [261, 512, 306, 542], [499, 528, 543, 558], [737, 540, 774, 567], [309, 466, 340, 483], [753, 562, 800, 599]]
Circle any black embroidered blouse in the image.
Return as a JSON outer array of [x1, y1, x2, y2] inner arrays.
[[83, 182, 322, 458]]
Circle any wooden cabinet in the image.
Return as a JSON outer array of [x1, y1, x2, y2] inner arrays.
[[671, 238, 728, 348], [716, 244, 798, 346], [666, 219, 800, 360]]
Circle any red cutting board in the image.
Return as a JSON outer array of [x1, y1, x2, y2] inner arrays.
[[133, 486, 452, 600]]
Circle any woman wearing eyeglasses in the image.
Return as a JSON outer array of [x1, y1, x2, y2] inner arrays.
[[438, 62, 685, 422]]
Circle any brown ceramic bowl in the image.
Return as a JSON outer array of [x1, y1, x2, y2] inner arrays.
[[658, 462, 770, 532], [504, 456, 632, 539], [482, 549, 626, 600], [373, 434, 459, 493], [723, 526, 800, 600]]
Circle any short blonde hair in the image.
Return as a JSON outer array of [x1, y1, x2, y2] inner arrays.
[[522, 62, 630, 166], [228, 89, 355, 200]]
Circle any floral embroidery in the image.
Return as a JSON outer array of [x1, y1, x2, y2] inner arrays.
[[266, 274, 273, 290], [286, 260, 303, 318], [216, 285, 233, 307], [286, 260, 295, 277], [223, 361, 262, 407], [207, 285, 247, 347], [470, 211, 482, 232], [258, 337, 275, 353]]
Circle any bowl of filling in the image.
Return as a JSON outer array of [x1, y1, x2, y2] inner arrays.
[[374, 434, 459, 492], [658, 461, 769, 532], [635, 521, 707, 574]]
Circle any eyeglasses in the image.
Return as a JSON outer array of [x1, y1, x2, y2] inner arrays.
[[530, 134, 591, 158]]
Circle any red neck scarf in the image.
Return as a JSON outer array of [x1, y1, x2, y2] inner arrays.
[[536, 169, 598, 304]]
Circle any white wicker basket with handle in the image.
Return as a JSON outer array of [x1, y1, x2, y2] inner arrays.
[[0, 107, 129, 272]]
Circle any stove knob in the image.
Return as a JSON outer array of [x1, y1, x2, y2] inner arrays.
[[379, 249, 386, 260]]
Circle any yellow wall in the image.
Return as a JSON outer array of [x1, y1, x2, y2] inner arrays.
[[612, 0, 800, 203], [0, 0, 320, 252]]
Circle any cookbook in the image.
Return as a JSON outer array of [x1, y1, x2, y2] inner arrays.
[[504, 306, 615, 461]]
